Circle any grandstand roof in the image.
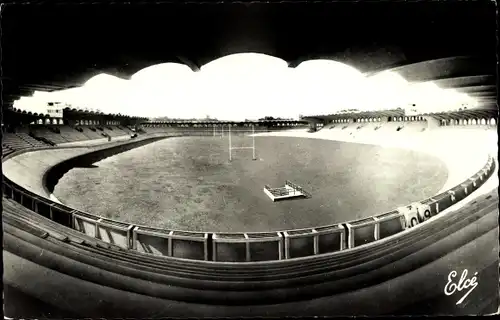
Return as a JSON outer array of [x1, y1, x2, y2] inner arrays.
[[425, 109, 497, 121], [2, 2, 496, 111], [302, 107, 498, 123], [62, 108, 148, 122], [305, 109, 406, 121]]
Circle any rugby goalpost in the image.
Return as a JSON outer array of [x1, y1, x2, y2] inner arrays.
[[228, 124, 256, 161], [213, 124, 224, 138]]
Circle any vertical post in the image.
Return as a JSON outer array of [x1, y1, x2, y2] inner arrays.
[[168, 231, 174, 256], [213, 125, 215, 137], [244, 233, 250, 262], [229, 125, 232, 161], [132, 227, 138, 250], [252, 125, 256, 160], [312, 229, 319, 255]]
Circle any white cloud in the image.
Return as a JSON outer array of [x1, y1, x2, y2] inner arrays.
[[21, 53, 478, 120]]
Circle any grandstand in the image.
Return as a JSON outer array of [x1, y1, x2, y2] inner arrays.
[[2, 107, 147, 152]]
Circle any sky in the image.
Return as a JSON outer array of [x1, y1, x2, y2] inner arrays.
[[15, 53, 477, 121]]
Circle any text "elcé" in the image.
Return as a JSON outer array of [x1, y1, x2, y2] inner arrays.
[[444, 269, 478, 305]]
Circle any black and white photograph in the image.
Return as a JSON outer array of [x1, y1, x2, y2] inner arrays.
[[1, 1, 498, 317]]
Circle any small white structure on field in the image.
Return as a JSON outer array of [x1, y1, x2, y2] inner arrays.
[[263, 180, 311, 202]]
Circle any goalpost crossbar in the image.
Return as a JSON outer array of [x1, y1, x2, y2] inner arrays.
[[228, 125, 256, 161]]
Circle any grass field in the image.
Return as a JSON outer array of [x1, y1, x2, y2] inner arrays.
[[53, 135, 448, 232]]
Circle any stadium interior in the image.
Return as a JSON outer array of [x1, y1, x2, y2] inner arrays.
[[2, 2, 498, 317]]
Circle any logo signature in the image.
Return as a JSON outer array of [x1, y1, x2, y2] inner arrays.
[[444, 269, 478, 305]]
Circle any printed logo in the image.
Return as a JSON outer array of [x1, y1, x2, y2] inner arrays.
[[444, 269, 478, 305]]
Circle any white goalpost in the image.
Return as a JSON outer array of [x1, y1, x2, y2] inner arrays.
[[228, 124, 256, 161]]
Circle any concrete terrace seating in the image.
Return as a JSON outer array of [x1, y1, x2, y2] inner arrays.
[[102, 127, 120, 137], [31, 126, 129, 144], [329, 122, 387, 133], [398, 121, 428, 132], [313, 120, 494, 142], [2, 144, 15, 158], [103, 126, 130, 137], [2, 132, 48, 152], [15, 133, 49, 148], [29, 125, 133, 146], [3, 133, 32, 151], [79, 127, 105, 140], [30, 126, 69, 145], [59, 126, 92, 142], [355, 121, 380, 131], [322, 123, 351, 133], [439, 124, 496, 131], [373, 121, 401, 133], [118, 125, 135, 135]]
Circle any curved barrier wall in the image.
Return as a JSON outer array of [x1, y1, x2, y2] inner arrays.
[[3, 183, 498, 316], [43, 136, 168, 194], [2, 132, 496, 263]]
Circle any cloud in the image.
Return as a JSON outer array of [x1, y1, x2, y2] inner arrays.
[[16, 53, 477, 120]]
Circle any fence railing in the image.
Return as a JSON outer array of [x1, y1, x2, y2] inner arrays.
[[1, 133, 495, 263]]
